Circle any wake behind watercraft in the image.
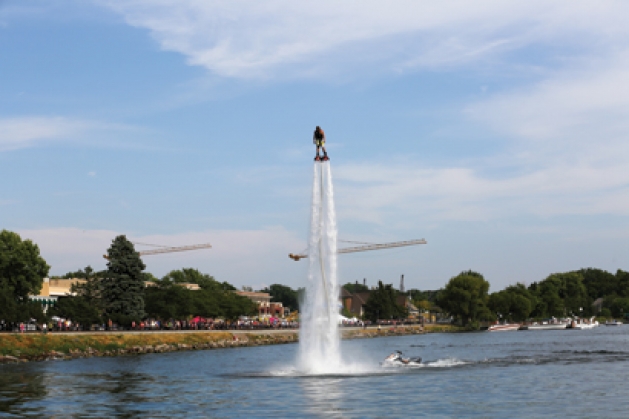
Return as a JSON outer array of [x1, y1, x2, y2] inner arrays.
[[382, 351, 422, 367]]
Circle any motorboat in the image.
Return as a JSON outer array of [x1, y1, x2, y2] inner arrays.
[[520, 318, 569, 330], [487, 323, 521, 332], [382, 351, 422, 366], [569, 317, 599, 330], [605, 319, 624, 326]]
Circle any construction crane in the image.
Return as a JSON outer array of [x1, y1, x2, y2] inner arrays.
[[288, 239, 427, 261], [103, 242, 212, 259]]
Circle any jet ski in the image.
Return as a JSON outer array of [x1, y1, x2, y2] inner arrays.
[[382, 351, 422, 366]]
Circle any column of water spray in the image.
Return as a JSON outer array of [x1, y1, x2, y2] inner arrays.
[[298, 162, 341, 374]]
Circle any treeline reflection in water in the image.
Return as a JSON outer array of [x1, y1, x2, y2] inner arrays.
[[1, 327, 629, 418]]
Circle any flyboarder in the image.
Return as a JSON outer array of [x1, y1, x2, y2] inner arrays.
[[313, 126, 329, 161]]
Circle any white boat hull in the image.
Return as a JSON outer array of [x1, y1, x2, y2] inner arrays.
[[487, 324, 521, 332], [521, 323, 568, 330], [570, 317, 599, 329]]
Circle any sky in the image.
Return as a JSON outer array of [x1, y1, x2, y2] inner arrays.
[[1, 1, 628, 292]]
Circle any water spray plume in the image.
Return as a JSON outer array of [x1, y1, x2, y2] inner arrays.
[[298, 162, 341, 374]]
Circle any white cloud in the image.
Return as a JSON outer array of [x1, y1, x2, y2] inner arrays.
[[333, 160, 629, 225], [466, 53, 629, 149], [100, 1, 629, 79], [0, 116, 157, 152], [0, 117, 90, 151]]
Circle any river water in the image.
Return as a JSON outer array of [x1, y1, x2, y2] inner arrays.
[[1, 327, 628, 418]]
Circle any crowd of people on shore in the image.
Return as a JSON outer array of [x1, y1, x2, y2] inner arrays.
[[1, 317, 421, 333], [0, 317, 301, 333]]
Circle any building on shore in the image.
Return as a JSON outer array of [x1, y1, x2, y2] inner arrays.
[[235, 291, 285, 318], [30, 278, 201, 312]]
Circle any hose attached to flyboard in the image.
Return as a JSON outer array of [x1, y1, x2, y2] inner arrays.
[[318, 163, 331, 323]]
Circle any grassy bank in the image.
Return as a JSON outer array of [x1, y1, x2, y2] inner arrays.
[[0, 324, 456, 363], [0, 331, 296, 362]]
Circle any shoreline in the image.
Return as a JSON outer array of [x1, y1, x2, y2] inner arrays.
[[0, 324, 460, 364]]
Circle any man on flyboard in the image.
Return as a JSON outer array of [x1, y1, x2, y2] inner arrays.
[[313, 126, 329, 161]]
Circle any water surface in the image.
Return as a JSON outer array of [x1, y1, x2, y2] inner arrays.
[[1, 327, 628, 418]]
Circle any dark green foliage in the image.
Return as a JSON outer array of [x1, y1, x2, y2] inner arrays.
[[608, 297, 629, 317], [21, 300, 46, 323], [145, 279, 196, 319], [600, 307, 612, 317], [142, 272, 159, 282], [163, 268, 214, 288], [54, 268, 107, 279], [101, 235, 146, 324], [616, 270, 629, 298], [488, 283, 535, 321], [161, 268, 236, 292], [144, 271, 257, 320], [363, 281, 408, 321], [343, 282, 369, 293], [0, 230, 49, 302], [437, 270, 492, 326], [0, 283, 45, 323], [70, 266, 102, 311], [579, 268, 618, 300], [0, 283, 18, 321], [529, 272, 588, 317], [260, 284, 299, 311], [49, 296, 100, 327]]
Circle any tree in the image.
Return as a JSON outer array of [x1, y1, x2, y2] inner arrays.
[[0, 282, 18, 321], [144, 273, 257, 321], [343, 282, 369, 294], [145, 279, 196, 320], [161, 268, 235, 291], [437, 270, 491, 327], [101, 235, 146, 324], [609, 297, 629, 318], [0, 230, 50, 302], [70, 266, 102, 309], [261, 284, 299, 311], [580, 268, 618, 300], [488, 283, 535, 321], [49, 296, 100, 327], [363, 281, 407, 322], [616, 270, 629, 298], [529, 272, 588, 318]]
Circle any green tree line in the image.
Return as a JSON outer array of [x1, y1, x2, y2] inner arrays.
[[1, 231, 257, 327], [435, 268, 629, 328]]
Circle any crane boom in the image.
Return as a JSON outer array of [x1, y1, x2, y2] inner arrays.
[[139, 243, 212, 256], [288, 239, 426, 261], [103, 243, 212, 259]]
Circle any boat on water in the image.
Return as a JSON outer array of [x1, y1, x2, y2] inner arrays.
[[520, 321, 568, 331], [382, 351, 422, 367], [487, 323, 521, 332], [569, 317, 599, 330], [605, 319, 624, 326]]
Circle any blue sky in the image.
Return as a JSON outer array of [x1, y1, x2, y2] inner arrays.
[[2, 1, 628, 291]]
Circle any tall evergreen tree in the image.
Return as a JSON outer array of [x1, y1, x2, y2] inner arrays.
[[101, 235, 146, 324]]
